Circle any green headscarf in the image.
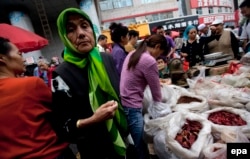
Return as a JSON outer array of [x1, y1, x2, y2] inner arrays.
[[57, 8, 127, 156]]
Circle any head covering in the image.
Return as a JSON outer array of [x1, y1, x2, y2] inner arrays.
[[57, 8, 127, 156], [183, 25, 196, 40], [198, 23, 206, 31], [211, 19, 224, 25]]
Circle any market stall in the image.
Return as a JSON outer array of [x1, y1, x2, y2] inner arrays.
[[143, 53, 250, 159]]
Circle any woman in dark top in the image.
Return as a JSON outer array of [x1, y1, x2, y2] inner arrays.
[[180, 25, 208, 68], [50, 8, 128, 159]]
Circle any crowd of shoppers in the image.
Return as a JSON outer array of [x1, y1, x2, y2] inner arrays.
[[1, 1, 249, 159]]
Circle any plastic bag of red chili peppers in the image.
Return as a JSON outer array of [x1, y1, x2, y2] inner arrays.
[[165, 111, 213, 159], [202, 107, 250, 138]]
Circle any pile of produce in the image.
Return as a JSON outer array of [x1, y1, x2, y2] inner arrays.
[[177, 96, 202, 104], [175, 119, 202, 149], [208, 111, 247, 126]]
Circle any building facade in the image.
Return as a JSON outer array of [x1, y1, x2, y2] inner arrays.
[[0, 0, 242, 59]]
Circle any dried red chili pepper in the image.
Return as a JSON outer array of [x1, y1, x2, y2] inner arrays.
[[175, 119, 202, 149], [208, 111, 247, 126]]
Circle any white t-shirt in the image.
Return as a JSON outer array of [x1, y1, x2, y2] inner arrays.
[[240, 20, 250, 42], [97, 44, 105, 52]]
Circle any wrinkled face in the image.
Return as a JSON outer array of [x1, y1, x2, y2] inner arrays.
[[241, 6, 250, 18], [188, 28, 197, 39], [213, 23, 223, 34], [1, 43, 26, 76], [66, 14, 95, 54]]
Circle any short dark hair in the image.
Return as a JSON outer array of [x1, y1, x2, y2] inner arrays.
[[157, 55, 167, 63], [156, 25, 164, 30], [109, 22, 129, 43], [128, 30, 139, 37], [0, 37, 11, 55], [97, 34, 107, 42], [240, 0, 250, 8], [128, 30, 139, 40]]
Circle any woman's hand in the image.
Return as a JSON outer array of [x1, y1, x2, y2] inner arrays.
[[76, 100, 118, 128], [93, 100, 118, 122]]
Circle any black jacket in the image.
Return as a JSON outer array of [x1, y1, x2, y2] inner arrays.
[[49, 52, 123, 159]]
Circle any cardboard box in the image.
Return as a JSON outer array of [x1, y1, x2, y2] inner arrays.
[[209, 64, 229, 76]]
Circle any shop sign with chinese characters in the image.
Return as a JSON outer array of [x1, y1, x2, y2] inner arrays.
[[190, 0, 233, 8], [199, 14, 235, 24], [149, 15, 199, 32]]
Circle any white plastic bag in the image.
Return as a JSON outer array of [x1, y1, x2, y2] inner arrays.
[[203, 143, 227, 159], [187, 66, 207, 89], [173, 89, 209, 113], [143, 85, 176, 114], [144, 113, 176, 142], [148, 101, 172, 119], [202, 107, 250, 138], [165, 112, 213, 159], [153, 130, 180, 159], [220, 128, 250, 143], [220, 73, 250, 88]]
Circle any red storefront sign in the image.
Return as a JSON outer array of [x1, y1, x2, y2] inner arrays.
[[198, 14, 235, 24], [190, 0, 232, 8]]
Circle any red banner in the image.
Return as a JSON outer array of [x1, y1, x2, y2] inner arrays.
[[190, 0, 232, 8], [198, 14, 235, 24]]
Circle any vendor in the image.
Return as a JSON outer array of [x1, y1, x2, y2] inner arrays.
[[207, 19, 240, 60]]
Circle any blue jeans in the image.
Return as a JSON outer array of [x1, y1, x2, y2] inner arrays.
[[123, 107, 149, 159]]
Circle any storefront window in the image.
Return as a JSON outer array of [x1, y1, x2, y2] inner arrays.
[[99, 0, 133, 10], [145, 12, 173, 22], [99, 0, 113, 10], [196, 7, 202, 15], [225, 7, 228, 12], [208, 7, 214, 14], [218, 7, 222, 13], [113, 0, 132, 8], [141, 0, 164, 4]]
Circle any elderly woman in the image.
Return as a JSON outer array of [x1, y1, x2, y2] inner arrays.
[[51, 8, 128, 159], [180, 25, 208, 68], [0, 37, 68, 158]]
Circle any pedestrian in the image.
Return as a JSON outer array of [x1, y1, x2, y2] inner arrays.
[[120, 34, 169, 159], [0, 37, 68, 159], [125, 29, 139, 53], [239, 0, 250, 53], [197, 23, 212, 37], [110, 22, 129, 76], [155, 26, 175, 60], [51, 8, 128, 159], [33, 58, 49, 86], [97, 34, 108, 52]]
